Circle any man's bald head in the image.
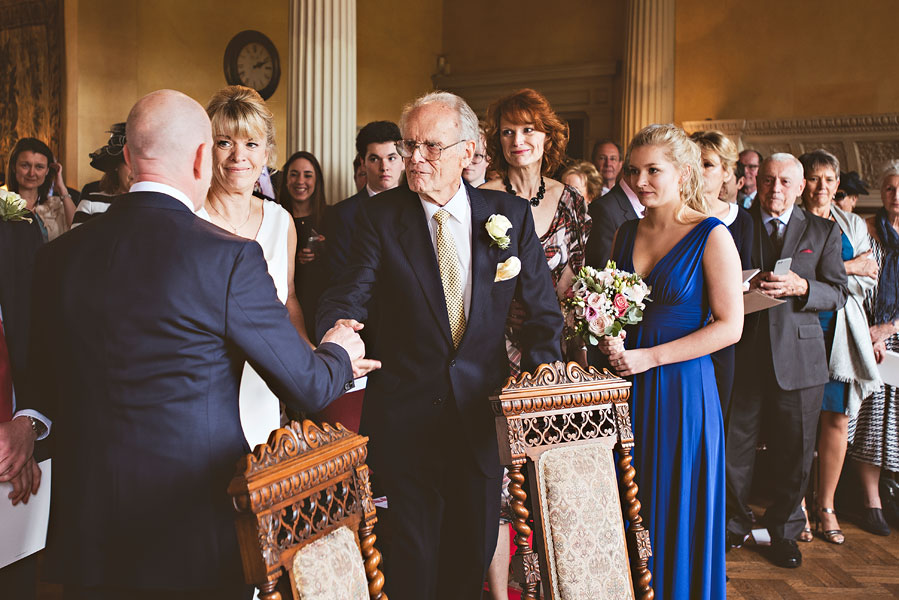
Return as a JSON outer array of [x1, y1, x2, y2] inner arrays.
[[124, 90, 213, 209]]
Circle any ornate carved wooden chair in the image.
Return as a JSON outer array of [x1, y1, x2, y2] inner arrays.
[[493, 361, 653, 600], [228, 420, 386, 600]]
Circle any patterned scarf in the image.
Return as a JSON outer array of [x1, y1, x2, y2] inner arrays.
[[874, 207, 899, 325]]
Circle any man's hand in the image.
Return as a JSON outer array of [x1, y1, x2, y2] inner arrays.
[[845, 250, 879, 279], [758, 270, 808, 299], [0, 417, 37, 484], [320, 322, 382, 378], [7, 457, 41, 506], [870, 321, 898, 345], [873, 340, 887, 364]]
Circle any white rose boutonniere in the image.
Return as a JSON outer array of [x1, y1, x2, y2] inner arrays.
[[0, 189, 32, 223], [485, 214, 512, 250]]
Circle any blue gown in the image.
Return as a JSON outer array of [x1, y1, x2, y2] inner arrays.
[[613, 217, 726, 599]]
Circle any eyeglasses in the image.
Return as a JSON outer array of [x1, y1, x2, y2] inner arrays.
[[471, 152, 487, 165], [396, 139, 467, 161]]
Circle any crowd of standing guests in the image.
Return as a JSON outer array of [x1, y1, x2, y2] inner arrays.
[[1, 84, 898, 600]]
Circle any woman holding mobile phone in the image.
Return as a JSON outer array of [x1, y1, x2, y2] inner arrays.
[[278, 150, 329, 341]]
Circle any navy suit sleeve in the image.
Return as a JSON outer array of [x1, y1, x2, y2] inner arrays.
[[514, 206, 564, 373], [24, 247, 60, 420], [325, 203, 350, 277], [226, 241, 353, 413], [585, 200, 617, 269], [315, 200, 380, 341], [800, 220, 849, 313]]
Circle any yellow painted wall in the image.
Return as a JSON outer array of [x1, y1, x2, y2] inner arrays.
[[67, 0, 289, 188], [675, 0, 899, 123], [356, 0, 443, 127], [441, 0, 622, 75]]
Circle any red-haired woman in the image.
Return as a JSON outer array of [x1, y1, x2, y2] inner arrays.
[[482, 88, 591, 374]]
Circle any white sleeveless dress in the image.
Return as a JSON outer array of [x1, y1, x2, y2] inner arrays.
[[239, 201, 292, 447]]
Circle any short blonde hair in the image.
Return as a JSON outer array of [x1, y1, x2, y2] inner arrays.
[[626, 124, 707, 222], [689, 130, 738, 173], [206, 85, 277, 168], [559, 160, 603, 201]]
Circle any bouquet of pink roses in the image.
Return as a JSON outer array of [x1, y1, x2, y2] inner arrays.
[[563, 260, 651, 345]]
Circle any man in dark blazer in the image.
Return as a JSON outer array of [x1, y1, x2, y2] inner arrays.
[[584, 179, 642, 269], [317, 92, 563, 600], [327, 120, 404, 276], [726, 153, 848, 569], [22, 90, 373, 600]]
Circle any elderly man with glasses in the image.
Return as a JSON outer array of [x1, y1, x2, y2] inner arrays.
[[317, 91, 562, 600]]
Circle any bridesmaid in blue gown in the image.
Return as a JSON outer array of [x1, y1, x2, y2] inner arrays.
[[598, 124, 744, 599]]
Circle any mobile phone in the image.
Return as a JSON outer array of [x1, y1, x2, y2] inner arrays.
[[773, 257, 792, 276]]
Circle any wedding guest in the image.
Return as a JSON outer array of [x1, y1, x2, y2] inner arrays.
[[849, 159, 899, 537], [5, 138, 76, 241], [482, 87, 591, 374], [73, 123, 132, 226], [278, 150, 328, 341], [462, 125, 489, 187], [597, 123, 743, 598], [720, 157, 746, 204], [798, 149, 880, 544], [690, 130, 753, 417], [316, 91, 562, 600], [591, 139, 622, 195], [834, 170, 870, 213], [738, 149, 763, 209], [353, 154, 367, 191], [205, 85, 311, 449], [726, 153, 848, 569], [560, 160, 603, 204]]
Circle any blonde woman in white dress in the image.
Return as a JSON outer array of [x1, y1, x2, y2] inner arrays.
[[205, 85, 312, 449]]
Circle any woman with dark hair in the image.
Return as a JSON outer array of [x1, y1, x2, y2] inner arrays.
[[278, 150, 329, 341], [481, 88, 591, 374], [6, 137, 75, 240]]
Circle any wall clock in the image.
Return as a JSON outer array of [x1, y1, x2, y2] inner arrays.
[[223, 30, 281, 100]]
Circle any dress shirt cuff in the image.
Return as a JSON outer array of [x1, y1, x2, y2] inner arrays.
[[13, 410, 51, 440]]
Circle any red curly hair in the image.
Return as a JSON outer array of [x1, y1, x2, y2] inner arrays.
[[484, 88, 569, 181]]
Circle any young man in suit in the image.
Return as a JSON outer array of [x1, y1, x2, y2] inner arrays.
[[317, 91, 563, 600], [328, 120, 404, 275], [22, 89, 376, 600], [726, 153, 848, 569]]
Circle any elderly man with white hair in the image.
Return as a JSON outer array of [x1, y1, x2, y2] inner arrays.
[[725, 152, 848, 570], [317, 91, 562, 600]]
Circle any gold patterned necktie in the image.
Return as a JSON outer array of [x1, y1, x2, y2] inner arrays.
[[434, 209, 466, 347]]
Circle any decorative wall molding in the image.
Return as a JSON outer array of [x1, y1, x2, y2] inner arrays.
[[432, 62, 619, 158], [683, 112, 899, 210]]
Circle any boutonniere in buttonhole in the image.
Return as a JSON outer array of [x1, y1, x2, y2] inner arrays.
[[485, 214, 512, 250], [0, 189, 32, 223]]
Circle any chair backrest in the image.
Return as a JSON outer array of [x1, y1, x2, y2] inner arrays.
[[228, 420, 386, 600], [493, 361, 653, 600]]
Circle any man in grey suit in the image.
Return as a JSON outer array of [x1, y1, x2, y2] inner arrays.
[[726, 153, 848, 569]]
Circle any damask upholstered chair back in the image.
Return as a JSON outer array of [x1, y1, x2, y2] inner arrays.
[[228, 420, 386, 600], [493, 361, 654, 600]]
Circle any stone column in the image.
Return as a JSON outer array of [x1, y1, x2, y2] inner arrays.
[[287, 0, 357, 204], [620, 0, 675, 146]]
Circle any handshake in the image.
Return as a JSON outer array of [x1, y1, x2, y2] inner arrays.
[[320, 319, 381, 378]]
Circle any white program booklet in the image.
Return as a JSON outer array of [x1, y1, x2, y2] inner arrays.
[[0, 459, 51, 568], [877, 350, 899, 388]]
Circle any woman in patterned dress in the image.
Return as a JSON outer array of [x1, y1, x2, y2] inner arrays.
[[479, 88, 591, 599], [850, 159, 899, 537]]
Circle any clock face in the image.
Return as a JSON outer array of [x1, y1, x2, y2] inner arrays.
[[237, 43, 273, 91], [224, 31, 281, 100]]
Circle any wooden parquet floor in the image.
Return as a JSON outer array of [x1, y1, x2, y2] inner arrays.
[[726, 518, 899, 599]]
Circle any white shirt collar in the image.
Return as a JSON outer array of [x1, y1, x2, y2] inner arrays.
[[129, 181, 199, 214], [364, 184, 378, 197], [620, 179, 645, 219], [760, 202, 795, 226], [418, 179, 468, 224]]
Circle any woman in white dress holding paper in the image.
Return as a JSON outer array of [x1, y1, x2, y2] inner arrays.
[[205, 85, 312, 448]]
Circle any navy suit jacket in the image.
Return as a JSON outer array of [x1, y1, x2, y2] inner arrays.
[[327, 188, 368, 276], [585, 182, 639, 269], [316, 183, 562, 475], [26, 192, 353, 589]]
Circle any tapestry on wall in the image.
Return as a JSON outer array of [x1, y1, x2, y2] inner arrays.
[[0, 0, 63, 185]]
